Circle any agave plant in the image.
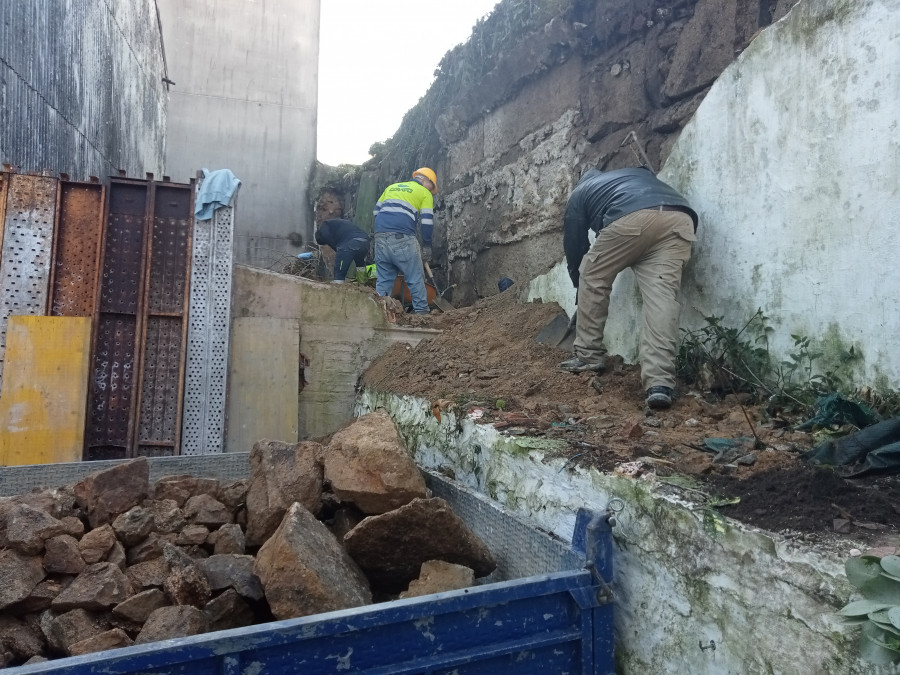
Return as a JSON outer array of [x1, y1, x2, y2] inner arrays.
[[839, 553, 900, 665]]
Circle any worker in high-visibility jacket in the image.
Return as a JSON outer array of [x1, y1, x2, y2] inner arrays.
[[372, 167, 437, 314]]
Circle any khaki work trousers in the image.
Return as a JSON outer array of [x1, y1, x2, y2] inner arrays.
[[574, 208, 695, 390]]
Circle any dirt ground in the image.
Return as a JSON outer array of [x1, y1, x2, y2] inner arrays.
[[362, 287, 900, 553]]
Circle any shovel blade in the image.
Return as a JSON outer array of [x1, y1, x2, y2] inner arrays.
[[432, 295, 454, 312], [536, 312, 576, 352]]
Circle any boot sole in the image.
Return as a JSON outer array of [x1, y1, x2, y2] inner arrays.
[[646, 395, 672, 409]]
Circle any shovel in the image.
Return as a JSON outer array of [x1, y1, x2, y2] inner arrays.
[[536, 309, 576, 352], [424, 262, 454, 312]]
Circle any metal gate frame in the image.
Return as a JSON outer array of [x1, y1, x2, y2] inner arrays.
[[132, 178, 194, 457], [85, 176, 196, 460], [86, 177, 152, 460]]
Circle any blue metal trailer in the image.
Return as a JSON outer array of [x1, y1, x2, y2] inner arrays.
[[7, 469, 615, 674]]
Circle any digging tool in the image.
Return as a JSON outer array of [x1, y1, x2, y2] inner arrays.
[[424, 262, 454, 311], [620, 130, 656, 173], [536, 309, 576, 352]]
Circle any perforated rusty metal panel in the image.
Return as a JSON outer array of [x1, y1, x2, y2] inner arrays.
[[86, 315, 138, 461], [99, 182, 147, 315], [134, 183, 192, 457], [181, 182, 236, 455], [86, 179, 149, 461], [136, 316, 182, 457], [0, 173, 57, 389], [49, 180, 105, 317]]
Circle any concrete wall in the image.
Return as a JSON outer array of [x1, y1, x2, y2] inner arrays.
[[157, 0, 320, 266], [358, 389, 892, 675], [0, 0, 167, 178], [227, 266, 440, 446], [526, 0, 900, 387]]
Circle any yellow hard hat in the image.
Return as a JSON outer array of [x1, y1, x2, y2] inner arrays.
[[412, 167, 438, 193]]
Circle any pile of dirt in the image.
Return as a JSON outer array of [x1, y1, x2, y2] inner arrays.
[[363, 289, 900, 549]]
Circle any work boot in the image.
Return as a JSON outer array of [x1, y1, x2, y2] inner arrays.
[[645, 386, 674, 409], [558, 356, 605, 373]]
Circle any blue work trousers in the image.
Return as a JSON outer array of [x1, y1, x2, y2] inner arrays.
[[334, 237, 370, 281], [374, 232, 429, 314]]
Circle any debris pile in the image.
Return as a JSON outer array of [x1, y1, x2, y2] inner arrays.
[[363, 291, 900, 545], [0, 412, 495, 667]]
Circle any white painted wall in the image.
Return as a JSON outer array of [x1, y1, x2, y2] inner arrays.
[[527, 0, 900, 387], [358, 390, 891, 674], [157, 0, 320, 266]]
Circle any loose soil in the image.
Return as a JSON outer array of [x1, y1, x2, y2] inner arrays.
[[362, 287, 900, 553]]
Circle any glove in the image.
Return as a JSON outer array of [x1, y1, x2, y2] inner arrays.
[[421, 246, 432, 263]]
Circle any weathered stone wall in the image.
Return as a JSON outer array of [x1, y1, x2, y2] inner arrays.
[[527, 0, 900, 387], [0, 0, 167, 179], [322, 0, 799, 303]]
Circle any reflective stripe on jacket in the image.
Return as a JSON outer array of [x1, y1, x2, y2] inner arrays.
[[372, 181, 434, 245]]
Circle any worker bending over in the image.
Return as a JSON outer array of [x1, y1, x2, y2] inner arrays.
[[559, 167, 698, 410], [315, 218, 371, 284], [372, 168, 437, 314]]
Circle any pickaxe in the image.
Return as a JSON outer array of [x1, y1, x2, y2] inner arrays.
[[620, 131, 656, 173]]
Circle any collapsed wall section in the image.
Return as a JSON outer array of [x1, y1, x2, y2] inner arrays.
[[0, 0, 167, 179], [322, 0, 799, 304]]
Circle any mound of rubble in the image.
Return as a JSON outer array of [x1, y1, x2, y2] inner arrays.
[[0, 413, 495, 667], [363, 290, 900, 548]]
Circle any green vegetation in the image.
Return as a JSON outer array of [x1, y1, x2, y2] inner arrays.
[[675, 310, 899, 420], [838, 553, 900, 666]]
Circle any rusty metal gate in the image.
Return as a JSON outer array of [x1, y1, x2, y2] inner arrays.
[[49, 178, 106, 317], [0, 172, 58, 390], [86, 178, 150, 460], [0, 170, 231, 460], [180, 177, 236, 455], [134, 182, 193, 457], [85, 177, 195, 460]]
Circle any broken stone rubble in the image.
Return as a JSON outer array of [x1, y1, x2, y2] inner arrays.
[[0, 412, 495, 666]]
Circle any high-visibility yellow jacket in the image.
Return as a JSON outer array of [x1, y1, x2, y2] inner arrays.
[[373, 181, 434, 245]]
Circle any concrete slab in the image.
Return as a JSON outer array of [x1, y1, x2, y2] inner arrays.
[[225, 317, 300, 453], [230, 266, 441, 439]]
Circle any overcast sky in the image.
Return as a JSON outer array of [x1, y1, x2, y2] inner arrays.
[[317, 0, 500, 166]]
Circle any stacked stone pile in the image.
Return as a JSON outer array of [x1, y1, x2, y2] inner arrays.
[[0, 412, 496, 667]]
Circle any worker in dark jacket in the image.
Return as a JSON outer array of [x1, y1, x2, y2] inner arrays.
[[559, 167, 698, 410], [314, 218, 371, 283]]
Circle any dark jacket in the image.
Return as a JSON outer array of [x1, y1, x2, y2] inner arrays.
[[315, 219, 369, 250], [563, 167, 698, 287]]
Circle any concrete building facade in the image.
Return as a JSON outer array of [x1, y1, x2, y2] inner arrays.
[[157, 0, 320, 266]]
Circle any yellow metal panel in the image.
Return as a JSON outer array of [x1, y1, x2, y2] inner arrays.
[[0, 316, 92, 465], [226, 318, 300, 453]]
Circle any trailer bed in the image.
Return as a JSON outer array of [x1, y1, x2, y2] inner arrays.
[[2, 458, 615, 674]]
